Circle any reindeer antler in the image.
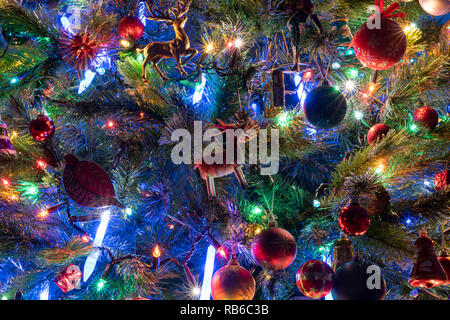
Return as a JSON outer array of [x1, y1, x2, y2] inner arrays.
[[145, 0, 174, 22], [172, 0, 192, 18]]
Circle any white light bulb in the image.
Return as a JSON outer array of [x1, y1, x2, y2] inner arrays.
[[345, 80, 355, 91], [354, 111, 363, 120]]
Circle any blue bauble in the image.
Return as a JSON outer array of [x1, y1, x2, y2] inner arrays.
[[303, 82, 347, 129]]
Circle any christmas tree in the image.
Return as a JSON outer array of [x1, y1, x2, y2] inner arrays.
[[0, 0, 449, 301]]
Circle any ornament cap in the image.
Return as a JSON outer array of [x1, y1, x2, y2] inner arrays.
[[228, 254, 240, 266], [349, 196, 360, 205], [419, 228, 427, 237], [268, 220, 278, 228], [353, 253, 362, 263], [440, 249, 449, 257]]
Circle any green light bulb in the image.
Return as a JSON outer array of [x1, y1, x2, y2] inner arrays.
[[97, 279, 105, 290]]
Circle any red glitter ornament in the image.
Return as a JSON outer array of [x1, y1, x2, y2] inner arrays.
[[251, 226, 297, 271], [211, 256, 256, 300], [119, 16, 145, 42], [296, 260, 334, 299], [434, 170, 449, 191], [351, 1, 406, 70], [60, 32, 100, 72], [338, 203, 370, 236], [29, 115, 55, 142], [367, 123, 390, 144], [409, 229, 447, 288], [414, 106, 439, 130]]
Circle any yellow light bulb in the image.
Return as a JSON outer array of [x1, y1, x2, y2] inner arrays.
[[120, 40, 130, 47], [205, 43, 214, 53]]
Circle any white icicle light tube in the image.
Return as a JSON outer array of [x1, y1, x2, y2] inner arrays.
[[200, 245, 216, 300], [83, 210, 111, 282]]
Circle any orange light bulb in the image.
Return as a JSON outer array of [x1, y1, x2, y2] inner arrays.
[[37, 209, 49, 218], [81, 235, 90, 243], [304, 71, 313, 79], [153, 245, 161, 258]]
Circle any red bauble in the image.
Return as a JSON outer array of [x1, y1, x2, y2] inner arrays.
[[211, 257, 256, 300], [434, 170, 449, 191], [351, 18, 406, 70], [409, 230, 447, 288], [29, 115, 55, 142], [367, 123, 390, 144], [338, 203, 370, 236], [296, 260, 334, 299], [414, 106, 439, 130], [63, 154, 124, 208], [119, 16, 145, 42], [251, 227, 297, 271]]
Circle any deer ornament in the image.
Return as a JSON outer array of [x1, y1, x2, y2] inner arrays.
[[138, 0, 198, 82]]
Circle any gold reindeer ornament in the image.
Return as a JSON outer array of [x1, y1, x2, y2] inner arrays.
[[139, 0, 198, 82]]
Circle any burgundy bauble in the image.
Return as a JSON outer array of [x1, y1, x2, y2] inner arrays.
[[338, 203, 370, 236], [119, 16, 145, 42], [414, 106, 439, 130], [367, 123, 390, 144], [63, 154, 124, 208], [211, 257, 256, 300], [351, 18, 406, 70], [296, 260, 334, 299], [332, 256, 386, 300], [29, 115, 55, 142], [251, 227, 297, 271]]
